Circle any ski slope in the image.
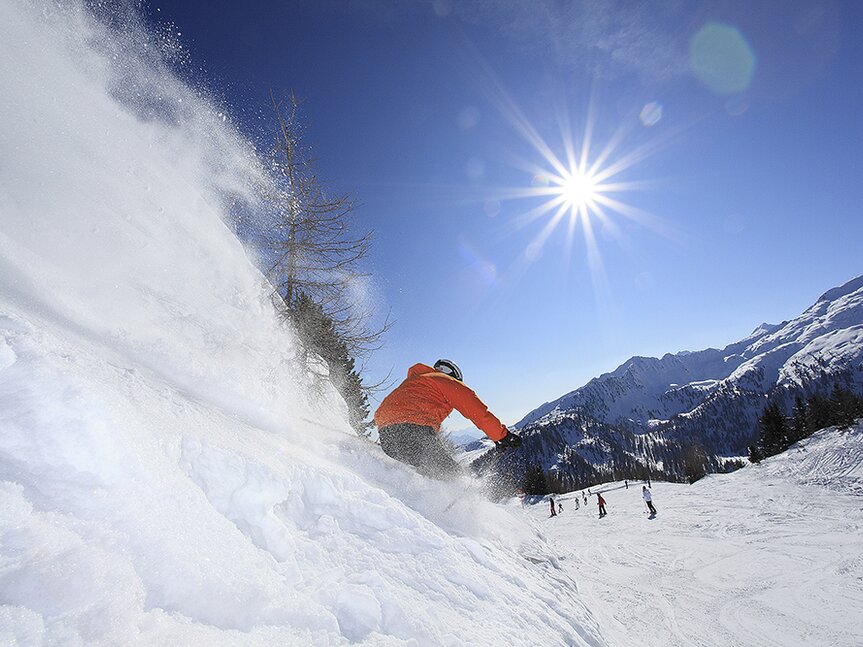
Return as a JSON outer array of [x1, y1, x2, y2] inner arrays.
[[528, 425, 863, 647], [2, 2, 861, 645]]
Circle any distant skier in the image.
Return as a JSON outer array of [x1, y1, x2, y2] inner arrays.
[[558, 502, 563, 514], [374, 360, 521, 480], [583, 492, 587, 505], [597, 493, 607, 518], [574, 498, 580, 510], [549, 497, 557, 517], [643, 486, 657, 515], [625, 480, 629, 489]]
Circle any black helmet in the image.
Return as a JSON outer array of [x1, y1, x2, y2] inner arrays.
[[434, 359, 463, 381]]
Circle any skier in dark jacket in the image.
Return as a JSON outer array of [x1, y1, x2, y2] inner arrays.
[[549, 497, 557, 517], [597, 493, 607, 518]]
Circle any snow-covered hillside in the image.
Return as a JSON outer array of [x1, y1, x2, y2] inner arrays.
[[515, 275, 863, 456], [530, 423, 863, 647], [0, 3, 604, 645], [3, 3, 860, 645]]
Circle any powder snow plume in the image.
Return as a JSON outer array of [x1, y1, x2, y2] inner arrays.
[[0, 2, 604, 645]]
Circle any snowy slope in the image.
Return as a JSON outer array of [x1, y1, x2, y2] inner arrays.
[[0, 3, 605, 645], [527, 423, 863, 647], [4, 4, 859, 646], [515, 276, 863, 456]]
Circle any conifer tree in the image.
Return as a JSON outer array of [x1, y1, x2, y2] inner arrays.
[[830, 384, 860, 430], [748, 444, 763, 464], [683, 443, 707, 483], [789, 395, 809, 444], [757, 401, 789, 458], [291, 290, 371, 436], [522, 464, 548, 495], [806, 392, 833, 432]]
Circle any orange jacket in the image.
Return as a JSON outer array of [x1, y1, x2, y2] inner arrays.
[[374, 363, 508, 442]]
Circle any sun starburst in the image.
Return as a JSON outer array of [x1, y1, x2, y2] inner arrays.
[[559, 168, 598, 211], [454, 43, 679, 298], [482, 92, 675, 287]]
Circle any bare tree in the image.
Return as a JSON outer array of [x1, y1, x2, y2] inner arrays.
[[263, 89, 391, 360], [259, 90, 393, 434]]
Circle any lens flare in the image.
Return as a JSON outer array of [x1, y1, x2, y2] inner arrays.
[[531, 173, 552, 187], [689, 22, 756, 95], [640, 102, 663, 127]]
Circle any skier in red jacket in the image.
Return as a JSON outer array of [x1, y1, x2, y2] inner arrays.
[[374, 360, 521, 479]]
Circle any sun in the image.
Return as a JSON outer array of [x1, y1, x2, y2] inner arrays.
[[557, 168, 598, 212], [481, 97, 670, 282], [454, 47, 673, 296]]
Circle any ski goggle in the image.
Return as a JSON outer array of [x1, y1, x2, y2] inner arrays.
[[434, 360, 463, 381]]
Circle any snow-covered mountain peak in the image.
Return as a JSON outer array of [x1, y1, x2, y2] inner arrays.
[[816, 274, 863, 305], [744, 321, 783, 342], [516, 275, 863, 458]]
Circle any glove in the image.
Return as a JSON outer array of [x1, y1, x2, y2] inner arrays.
[[496, 431, 522, 450]]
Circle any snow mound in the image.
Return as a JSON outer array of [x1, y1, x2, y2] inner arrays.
[[759, 423, 863, 496], [0, 2, 604, 645]]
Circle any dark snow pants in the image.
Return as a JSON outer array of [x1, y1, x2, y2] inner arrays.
[[378, 423, 462, 481], [646, 501, 657, 514]]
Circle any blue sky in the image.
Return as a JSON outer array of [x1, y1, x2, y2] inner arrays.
[[147, 0, 863, 426]]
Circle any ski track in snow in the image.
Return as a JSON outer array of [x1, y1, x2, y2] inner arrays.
[[530, 427, 863, 647]]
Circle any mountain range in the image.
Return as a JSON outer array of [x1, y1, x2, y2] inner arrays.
[[473, 275, 863, 488]]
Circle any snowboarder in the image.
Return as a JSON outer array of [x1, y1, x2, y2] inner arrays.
[[549, 497, 557, 517], [374, 360, 521, 480], [643, 486, 657, 515], [597, 493, 607, 518], [574, 498, 580, 510], [625, 480, 628, 489], [583, 492, 587, 505], [558, 502, 563, 514]]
